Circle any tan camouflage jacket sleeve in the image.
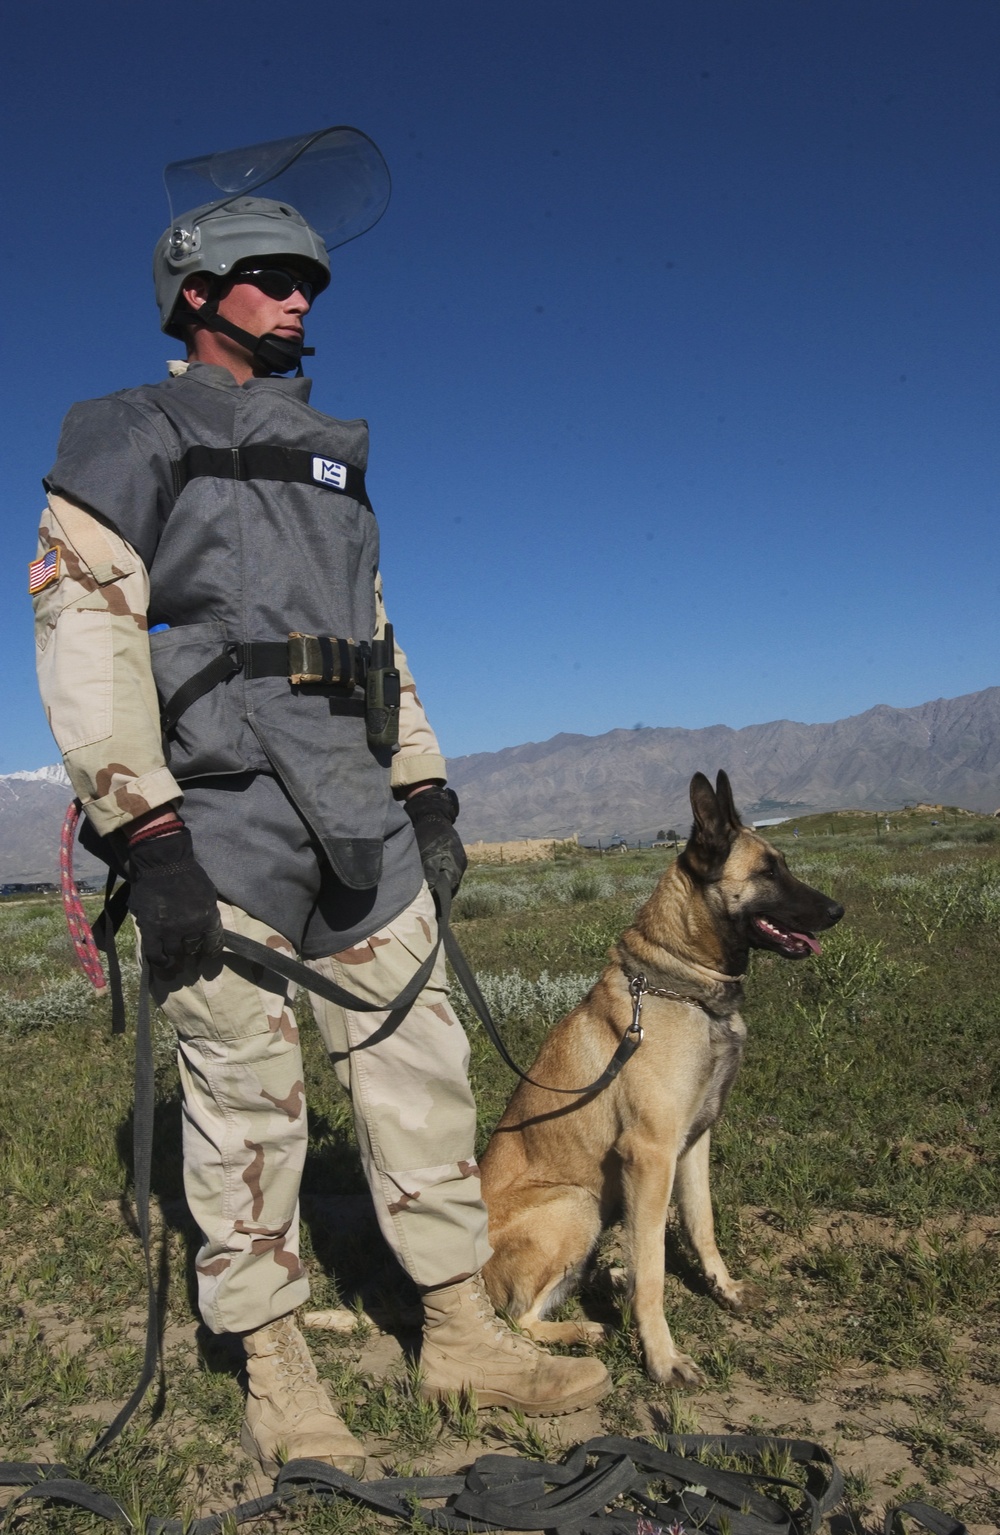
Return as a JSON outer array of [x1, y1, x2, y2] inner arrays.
[[32, 492, 183, 835], [374, 573, 447, 791]]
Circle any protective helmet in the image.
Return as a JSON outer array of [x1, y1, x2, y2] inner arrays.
[[153, 126, 390, 373], [154, 195, 331, 340]]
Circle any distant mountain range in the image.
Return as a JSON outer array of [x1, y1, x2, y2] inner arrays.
[[4, 686, 1000, 880], [447, 686, 1000, 843]]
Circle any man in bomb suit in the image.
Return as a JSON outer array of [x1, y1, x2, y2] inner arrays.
[[31, 156, 609, 1476]]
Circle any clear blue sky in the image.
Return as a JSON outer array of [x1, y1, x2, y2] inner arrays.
[[3, 0, 998, 774]]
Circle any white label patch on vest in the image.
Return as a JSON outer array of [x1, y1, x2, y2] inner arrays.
[[312, 456, 348, 489]]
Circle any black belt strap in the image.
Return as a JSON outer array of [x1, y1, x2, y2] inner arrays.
[[241, 641, 288, 678], [174, 445, 371, 510], [159, 643, 366, 737]]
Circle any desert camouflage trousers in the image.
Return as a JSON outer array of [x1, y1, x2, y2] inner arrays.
[[148, 882, 491, 1335]]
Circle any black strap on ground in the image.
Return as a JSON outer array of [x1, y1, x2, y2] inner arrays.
[[0, 1430, 855, 1534], [4, 1435, 961, 1535], [173, 444, 371, 510], [884, 1503, 969, 1535]]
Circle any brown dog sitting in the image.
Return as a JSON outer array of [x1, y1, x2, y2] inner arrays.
[[480, 770, 843, 1385]]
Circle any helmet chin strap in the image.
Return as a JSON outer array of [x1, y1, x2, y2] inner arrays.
[[197, 301, 315, 376]]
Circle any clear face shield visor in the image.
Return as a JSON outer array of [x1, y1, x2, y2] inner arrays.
[[164, 125, 391, 252]]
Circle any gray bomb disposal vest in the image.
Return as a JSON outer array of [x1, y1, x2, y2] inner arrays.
[[47, 362, 403, 890]]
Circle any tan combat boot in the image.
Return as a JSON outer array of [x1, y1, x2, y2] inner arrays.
[[241, 1313, 366, 1477], [420, 1275, 610, 1415]]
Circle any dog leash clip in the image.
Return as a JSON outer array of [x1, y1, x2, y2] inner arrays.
[[627, 973, 647, 1039]]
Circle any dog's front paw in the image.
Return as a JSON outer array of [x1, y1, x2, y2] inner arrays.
[[645, 1348, 705, 1388], [708, 1276, 764, 1314]]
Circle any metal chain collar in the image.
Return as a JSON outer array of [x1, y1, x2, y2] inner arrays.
[[627, 971, 691, 1038], [627, 966, 747, 1035], [626, 963, 749, 1037]]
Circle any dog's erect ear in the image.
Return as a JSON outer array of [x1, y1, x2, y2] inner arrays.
[[685, 770, 738, 874], [689, 772, 719, 835], [715, 770, 743, 832]]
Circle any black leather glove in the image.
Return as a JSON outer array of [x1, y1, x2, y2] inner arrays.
[[128, 825, 224, 970], [404, 786, 468, 896]]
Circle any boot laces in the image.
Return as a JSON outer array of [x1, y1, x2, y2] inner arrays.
[[470, 1279, 541, 1360], [258, 1319, 330, 1410]]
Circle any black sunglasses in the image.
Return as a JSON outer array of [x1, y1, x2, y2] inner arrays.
[[230, 267, 316, 303]]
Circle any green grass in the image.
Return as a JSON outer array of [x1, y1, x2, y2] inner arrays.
[[1, 814, 999, 1528]]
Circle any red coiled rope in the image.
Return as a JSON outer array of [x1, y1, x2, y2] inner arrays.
[[60, 799, 107, 995]]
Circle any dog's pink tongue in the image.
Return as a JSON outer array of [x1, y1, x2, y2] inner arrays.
[[794, 931, 821, 955]]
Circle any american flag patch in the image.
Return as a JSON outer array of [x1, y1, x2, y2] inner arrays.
[[28, 547, 60, 593]]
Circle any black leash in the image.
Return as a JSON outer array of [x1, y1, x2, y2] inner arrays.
[[434, 878, 644, 1095], [82, 956, 161, 1465], [219, 919, 442, 1016], [219, 876, 642, 1094], [883, 1505, 969, 1535], [90, 869, 130, 1034], [214, 885, 641, 1097]]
